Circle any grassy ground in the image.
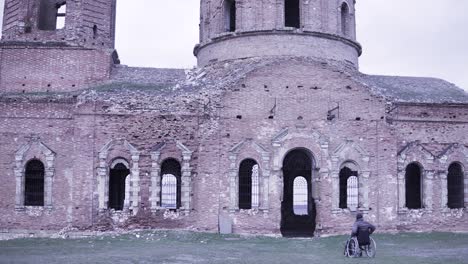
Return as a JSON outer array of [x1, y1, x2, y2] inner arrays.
[[0, 231, 467, 264]]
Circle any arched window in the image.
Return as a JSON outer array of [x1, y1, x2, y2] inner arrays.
[[161, 158, 182, 209], [340, 2, 349, 36], [239, 159, 259, 209], [285, 0, 300, 28], [24, 160, 45, 206], [447, 163, 464, 209], [108, 161, 130, 210], [224, 0, 236, 32], [293, 176, 308, 215], [405, 163, 423, 209], [339, 166, 359, 210]]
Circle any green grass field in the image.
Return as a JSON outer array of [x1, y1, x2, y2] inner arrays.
[[1, 231, 467, 264]]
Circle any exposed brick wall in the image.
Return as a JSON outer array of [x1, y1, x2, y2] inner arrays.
[[199, 0, 356, 42], [0, 45, 112, 93]]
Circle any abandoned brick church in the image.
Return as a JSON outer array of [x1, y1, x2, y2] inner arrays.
[[0, 0, 467, 237]]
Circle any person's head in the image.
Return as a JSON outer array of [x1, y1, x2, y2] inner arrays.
[[356, 213, 363, 220]]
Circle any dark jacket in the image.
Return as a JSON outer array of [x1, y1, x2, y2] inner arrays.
[[351, 218, 376, 237]]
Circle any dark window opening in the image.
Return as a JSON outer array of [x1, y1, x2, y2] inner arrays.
[[447, 163, 464, 209], [341, 2, 349, 35], [239, 159, 258, 209], [25, 160, 45, 206], [38, 1, 66, 30], [93, 25, 98, 39], [225, 0, 236, 32], [108, 162, 130, 210], [339, 167, 358, 209], [161, 158, 182, 209], [405, 163, 423, 209], [285, 0, 300, 28]]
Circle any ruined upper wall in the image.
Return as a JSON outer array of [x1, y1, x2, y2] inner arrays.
[[1, 0, 117, 49], [195, 0, 360, 67], [0, 0, 117, 94]]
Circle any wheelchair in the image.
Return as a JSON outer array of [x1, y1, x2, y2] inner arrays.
[[344, 230, 376, 258]]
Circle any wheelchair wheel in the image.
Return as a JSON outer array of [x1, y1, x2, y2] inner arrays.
[[345, 237, 359, 258], [365, 237, 377, 258]]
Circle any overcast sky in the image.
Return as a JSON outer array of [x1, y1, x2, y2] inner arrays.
[[1, 0, 467, 90]]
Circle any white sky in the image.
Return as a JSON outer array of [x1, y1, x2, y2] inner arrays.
[[1, 0, 467, 90]]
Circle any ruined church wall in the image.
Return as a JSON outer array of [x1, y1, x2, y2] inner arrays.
[[0, 60, 467, 235], [215, 60, 397, 234], [389, 104, 468, 232], [0, 100, 97, 230]]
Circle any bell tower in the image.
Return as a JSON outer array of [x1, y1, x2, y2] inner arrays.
[[0, 0, 118, 93], [195, 0, 361, 68]]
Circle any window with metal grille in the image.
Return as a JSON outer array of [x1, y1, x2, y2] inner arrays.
[[285, 0, 300, 28], [339, 167, 358, 209], [341, 2, 349, 36], [405, 163, 423, 209], [239, 159, 259, 209], [251, 164, 260, 208], [161, 159, 181, 209], [447, 163, 464, 209], [224, 0, 236, 32], [347, 176, 359, 211], [108, 162, 130, 210], [24, 160, 45, 206], [162, 174, 177, 209], [293, 176, 308, 215]]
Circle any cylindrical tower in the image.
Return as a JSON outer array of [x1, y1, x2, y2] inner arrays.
[[195, 0, 361, 68]]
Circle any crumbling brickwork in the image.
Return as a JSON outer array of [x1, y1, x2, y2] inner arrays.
[[0, 0, 467, 237], [0, 0, 117, 93]]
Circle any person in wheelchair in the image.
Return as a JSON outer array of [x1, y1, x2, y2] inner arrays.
[[351, 213, 376, 253]]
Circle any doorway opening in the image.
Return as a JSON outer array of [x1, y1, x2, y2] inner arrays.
[[281, 148, 316, 237]]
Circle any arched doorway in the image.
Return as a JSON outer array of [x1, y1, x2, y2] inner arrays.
[[281, 148, 316, 237]]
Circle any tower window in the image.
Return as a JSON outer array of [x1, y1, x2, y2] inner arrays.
[[405, 163, 423, 209], [24, 160, 45, 206], [224, 0, 236, 32], [56, 2, 67, 30], [447, 163, 464, 209], [161, 159, 182, 209], [38, 1, 66, 30], [285, 0, 300, 28], [341, 2, 349, 36]]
